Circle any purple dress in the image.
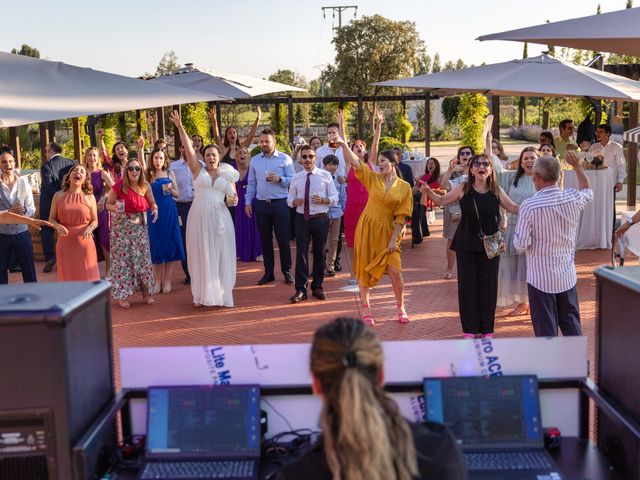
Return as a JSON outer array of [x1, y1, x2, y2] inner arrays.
[[91, 170, 110, 260], [233, 164, 262, 262]]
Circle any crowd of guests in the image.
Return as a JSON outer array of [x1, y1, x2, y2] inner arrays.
[[2, 113, 627, 339]]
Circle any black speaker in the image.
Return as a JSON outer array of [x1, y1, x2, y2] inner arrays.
[[0, 281, 114, 480]]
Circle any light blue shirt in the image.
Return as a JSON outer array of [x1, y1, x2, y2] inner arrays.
[[328, 175, 346, 220], [245, 149, 295, 204], [169, 158, 195, 202]]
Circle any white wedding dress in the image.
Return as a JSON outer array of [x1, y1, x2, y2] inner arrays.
[[186, 164, 239, 307]]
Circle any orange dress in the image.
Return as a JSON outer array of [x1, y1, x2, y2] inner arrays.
[[56, 192, 100, 281]]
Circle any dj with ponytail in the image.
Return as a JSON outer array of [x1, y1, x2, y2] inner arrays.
[[276, 318, 466, 480]]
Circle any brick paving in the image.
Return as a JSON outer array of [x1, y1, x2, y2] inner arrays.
[[10, 216, 630, 389]]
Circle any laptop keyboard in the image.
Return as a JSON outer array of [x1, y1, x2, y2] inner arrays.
[[464, 451, 553, 471], [140, 460, 255, 479]]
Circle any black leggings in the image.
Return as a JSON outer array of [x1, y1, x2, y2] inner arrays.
[[455, 249, 500, 334]]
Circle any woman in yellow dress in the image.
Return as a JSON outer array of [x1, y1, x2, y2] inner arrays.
[[336, 110, 413, 325]]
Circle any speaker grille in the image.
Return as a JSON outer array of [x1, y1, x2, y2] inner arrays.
[[0, 455, 49, 480]]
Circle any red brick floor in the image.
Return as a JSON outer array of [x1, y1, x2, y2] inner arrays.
[[9, 218, 625, 387]]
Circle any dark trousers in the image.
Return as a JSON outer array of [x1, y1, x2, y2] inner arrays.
[[412, 196, 429, 243], [456, 249, 500, 334], [334, 216, 343, 265], [289, 206, 297, 240], [527, 284, 582, 337], [0, 231, 37, 284], [40, 225, 55, 261], [176, 201, 192, 279], [254, 198, 292, 277], [295, 213, 330, 293]]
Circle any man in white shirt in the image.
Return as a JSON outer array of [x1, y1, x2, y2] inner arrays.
[[287, 145, 339, 303], [315, 122, 347, 182], [513, 153, 593, 337], [588, 123, 626, 192], [0, 152, 37, 284]]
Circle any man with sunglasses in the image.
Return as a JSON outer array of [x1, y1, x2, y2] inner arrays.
[[287, 146, 338, 303]]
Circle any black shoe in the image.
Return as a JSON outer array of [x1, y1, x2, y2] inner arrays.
[[284, 273, 294, 285], [184, 276, 191, 285], [257, 273, 275, 285], [312, 288, 326, 300], [326, 269, 336, 277], [334, 260, 342, 272], [43, 259, 56, 273], [290, 291, 307, 303], [9, 266, 22, 273]]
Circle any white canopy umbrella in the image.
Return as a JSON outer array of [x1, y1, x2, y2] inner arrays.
[[0, 52, 230, 128], [150, 63, 306, 98], [477, 8, 640, 57], [374, 54, 640, 101]]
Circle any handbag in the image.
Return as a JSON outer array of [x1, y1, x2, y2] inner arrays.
[[448, 203, 462, 221], [473, 197, 505, 259]]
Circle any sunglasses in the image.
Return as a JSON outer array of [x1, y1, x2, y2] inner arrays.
[[300, 154, 316, 159], [127, 166, 142, 172], [474, 161, 491, 168], [459, 151, 472, 156]]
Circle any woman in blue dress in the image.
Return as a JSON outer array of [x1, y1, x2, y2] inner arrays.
[[146, 147, 184, 293], [233, 146, 262, 262]]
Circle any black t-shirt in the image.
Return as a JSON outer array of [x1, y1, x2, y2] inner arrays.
[[451, 189, 501, 253], [275, 421, 467, 480]]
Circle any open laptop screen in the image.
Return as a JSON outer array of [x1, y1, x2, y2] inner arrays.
[[146, 385, 261, 459], [423, 375, 543, 450]]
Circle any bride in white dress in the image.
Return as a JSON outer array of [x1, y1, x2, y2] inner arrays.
[[171, 111, 239, 307]]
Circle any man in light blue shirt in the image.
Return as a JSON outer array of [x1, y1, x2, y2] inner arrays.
[[245, 128, 296, 285]]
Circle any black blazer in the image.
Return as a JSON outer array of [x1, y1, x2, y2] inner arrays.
[[39, 154, 76, 218], [275, 421, 467, 480]]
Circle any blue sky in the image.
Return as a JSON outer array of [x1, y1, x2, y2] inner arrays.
[[1, 0, 629, 82]]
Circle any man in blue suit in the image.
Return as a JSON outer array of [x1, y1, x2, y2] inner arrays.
[[39, 142, 76, 273]]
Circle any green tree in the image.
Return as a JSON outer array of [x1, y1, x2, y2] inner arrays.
[[267, 69, 309, 89], [182, 103, 210, 143], [441, 96, 461, 125], [395, 107, 414, 143], [11, 44, 40, 58], [155, 51, 180, 76], [458, 94, 489, 153], [323, 14, 426, 96], [432, 53, 442, 73]]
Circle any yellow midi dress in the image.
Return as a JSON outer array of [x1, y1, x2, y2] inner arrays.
[[353, 163, 413, 288]]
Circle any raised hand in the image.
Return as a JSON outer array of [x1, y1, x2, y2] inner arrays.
[[209, 108, 218, 124], [97, 128, 104, 138], [136, 135, 145, 149], [374, 107, 385, 125], [256, 105, 262, 120], [566, 151, 581, 169], [170, 110, 183, 128], [337, 108, 345, 126]]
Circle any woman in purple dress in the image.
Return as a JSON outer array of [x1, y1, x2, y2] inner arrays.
[[233, 147, 262, 262], [84, 147, 114, 277]]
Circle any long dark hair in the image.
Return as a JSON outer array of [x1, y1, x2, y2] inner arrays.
[[311, 318, 418, 480], [223, 126, 241, 148], [464, 154, 500, 197], [424, 157, 441, 183], [514, 146, 538, 188], [111, 141, 127, 173], [539, 131, 555, 149], [145, 147, 170, 182]]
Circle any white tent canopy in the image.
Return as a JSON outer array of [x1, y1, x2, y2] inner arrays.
[[477, 8, 640, 57], [374, 54, 640, 101], [624, 125, 640, 143], [150, 64, 306, 98], [0, 52, 230, 128]]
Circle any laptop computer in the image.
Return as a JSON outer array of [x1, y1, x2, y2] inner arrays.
[[423, 375, 563, 480], [139, 384, 261, 480]]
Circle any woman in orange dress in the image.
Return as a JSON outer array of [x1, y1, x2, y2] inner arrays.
[[48, 164, 100, 281]]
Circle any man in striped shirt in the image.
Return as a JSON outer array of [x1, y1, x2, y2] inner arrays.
[[513, 153, 593, 337]]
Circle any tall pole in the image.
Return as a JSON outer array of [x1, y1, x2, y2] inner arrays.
[[322, 5, 358, 31]]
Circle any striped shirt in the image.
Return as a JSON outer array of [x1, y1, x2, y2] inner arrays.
[[513, 185, 593, 294]]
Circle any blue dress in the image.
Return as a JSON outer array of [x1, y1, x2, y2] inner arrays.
[[147, 177, 185, 264]]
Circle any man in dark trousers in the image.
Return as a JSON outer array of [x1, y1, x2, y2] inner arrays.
[[39, 142, 76, 273], [245, 128, 296, 285]]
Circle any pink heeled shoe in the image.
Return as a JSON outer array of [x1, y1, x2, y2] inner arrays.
[[397, 305, 410, 324], [361, 304, 375, 326]]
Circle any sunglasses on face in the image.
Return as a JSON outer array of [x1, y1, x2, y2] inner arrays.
[[127, 166, 142, 172], [459, 151, 472, 156], [300, 154, 315, 159], [474, 161, 491, 168]]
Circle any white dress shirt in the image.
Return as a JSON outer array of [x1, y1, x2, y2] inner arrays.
[[588, 139, 626, 184], [169, 158, 195, 202], [513, 185, 593, 294], [315, 144, 347, 178], [0, 176, 36, 235], [287, 167, 339, 215]]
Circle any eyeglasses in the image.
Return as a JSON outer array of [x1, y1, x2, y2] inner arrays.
[[127, 166, 142, 172], [459, 151, 472, 156], [300, 154, 316, 159], [473, 161, 491, 168]]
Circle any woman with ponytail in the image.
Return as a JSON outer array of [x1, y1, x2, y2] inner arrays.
[[276, 317, 466, 480]]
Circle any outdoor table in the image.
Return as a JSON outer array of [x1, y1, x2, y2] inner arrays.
[[563, 168, 615, 250], [403, 158, 427, 178], [621, 211, 640, 257]]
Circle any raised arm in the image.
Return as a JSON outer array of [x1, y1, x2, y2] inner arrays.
[[241, 106, 262, 149], [97, 129, 113, 169], [566, 151, 590, 191], [421, 183, 464, 207], [499, 187, 519, 214], [209, 108, 222, 147], [136, 135, 147, 171], [336, 135, 361, 170], [337, 108, 348, 144], [170, 110, 200, 177], [368, 108, 384, 166]]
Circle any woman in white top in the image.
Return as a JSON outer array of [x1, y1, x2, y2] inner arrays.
[[170, 111, 240, 307]]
